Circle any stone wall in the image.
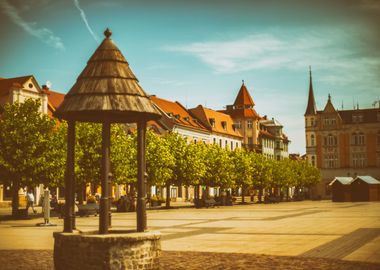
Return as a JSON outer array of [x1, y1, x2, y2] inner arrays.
[[54, 230, 161, 270]]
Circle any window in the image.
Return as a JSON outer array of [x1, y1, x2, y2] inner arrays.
[[209, 118, 215, 127], [311, 134, 315, 146], [352, 132, 365, 145], [311, 118, 314, 126], [324, 154, 338, 168], [236, 142, 239, 148], [219, 139, 222, 147], [247, 120, 253, 129], [352, 114, 364, 123], [225, 140, 228, 148], [221, 121, 227, 130], [247, 137, 253, 145], [305, 118, 308, 127], [235, 121, 241, 129], [213, 138, 216, 144], [231, 141, 233, 150], [324, 117, 336, 126], [352, 152, 366, 168], [324, 134, 337, 146]]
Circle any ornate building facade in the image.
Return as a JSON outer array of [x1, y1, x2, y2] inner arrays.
[[222, 82, 290, 159], [304, 69, 380, 198]]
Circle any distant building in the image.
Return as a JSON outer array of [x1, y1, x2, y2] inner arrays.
[[222, 81, 290, 159], [304, 68, 380, 199], [259, 118, 290, 160], [0, 75, 64, 205], [150, 95, 210, 143], [189, 105, 243, 150]]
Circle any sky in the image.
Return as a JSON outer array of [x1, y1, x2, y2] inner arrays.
[[0, 0, 379, 154]]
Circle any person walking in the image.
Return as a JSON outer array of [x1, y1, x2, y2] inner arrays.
[[26, 189, 37, 214]]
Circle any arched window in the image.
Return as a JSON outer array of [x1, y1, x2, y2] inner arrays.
[[311, 134, 315, 146]]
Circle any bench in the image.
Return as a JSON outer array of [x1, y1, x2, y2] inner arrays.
[[204, 198, 216, 208], [77, 203, 99, 217]]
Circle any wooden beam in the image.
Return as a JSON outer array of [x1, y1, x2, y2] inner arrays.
[[64, 120, 75, 232], [99, 121, 110, 234], [137, 121, 147, 232]]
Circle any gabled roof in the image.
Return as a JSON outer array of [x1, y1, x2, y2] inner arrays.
[[54, 28, 161, 123], [0, 75, 34, 96], [189, 105, 242, 138], [150, 95, 208, 132], [233, 82, 254, 107], [323, 94, 337, 113], [305, 67, 317, 116], [329, 177, 353, 186], [221, 107, 260, 119], [338, 108, 380, 124], [354, 176, 380, 185]]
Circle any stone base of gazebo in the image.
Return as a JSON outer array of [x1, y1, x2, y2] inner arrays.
[[53, 230, 161, 270]]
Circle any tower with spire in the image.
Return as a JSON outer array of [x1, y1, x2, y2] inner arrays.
[[223, 81, 261, 151], [305, 66, 318, 167]]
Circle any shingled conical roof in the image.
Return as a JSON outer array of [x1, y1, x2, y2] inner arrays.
[[54, 28, 161, 123], [304, 66, 317, 116], [233, 81, 255, 107]]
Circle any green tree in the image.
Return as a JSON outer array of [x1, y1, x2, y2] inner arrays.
[[146, 130, 174, 188], [231, 148, 254, 203], [250, 152, 272, 202], [0, 99, 57, 216], [111, 124, 137, 185], [75, 122, 102, 202], [204, 145, 235, 190]]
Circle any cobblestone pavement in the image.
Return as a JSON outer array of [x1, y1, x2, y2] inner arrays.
[[0, 250, 380, 270], [1, 201, 380, 268]]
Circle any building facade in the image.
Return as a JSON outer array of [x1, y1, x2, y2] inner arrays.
[[189, 105, 243, 150], [304, 69, 380, 198], [222, 82, 290, 159], [0, 75, 64, 205]]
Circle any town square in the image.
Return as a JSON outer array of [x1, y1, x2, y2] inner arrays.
[[1, 0, 380, 269]]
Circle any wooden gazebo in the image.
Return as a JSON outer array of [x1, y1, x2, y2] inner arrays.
[[54, 28, 161, 234]]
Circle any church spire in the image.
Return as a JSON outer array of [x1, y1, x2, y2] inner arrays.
[[304, 66, 317, 116]]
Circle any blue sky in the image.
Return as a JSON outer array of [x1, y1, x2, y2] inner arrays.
[[1, 0, 379, 154]]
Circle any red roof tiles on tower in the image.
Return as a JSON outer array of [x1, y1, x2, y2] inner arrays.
[[233, 81, 255, 107]]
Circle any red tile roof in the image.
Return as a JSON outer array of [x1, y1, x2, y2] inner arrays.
[[48, 90, 65, 109], [0, 75, 33, 96], [150, 95, 208, 131], [189, 105, 242, 138], [221, 107, 259, 119], [233, 82, 254, 107], [259, 130, 275, 139]]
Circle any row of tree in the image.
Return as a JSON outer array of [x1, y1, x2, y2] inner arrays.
[[0, 99, 320, 215]]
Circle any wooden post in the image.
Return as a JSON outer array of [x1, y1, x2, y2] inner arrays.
[[137, 121, 147, 232], [99, 121, 110, 234], [64, 120, 75, 233]]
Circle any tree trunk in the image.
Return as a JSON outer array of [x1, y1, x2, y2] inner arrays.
[[258, 187, 263, 203], [286, 187, 290, 201], [77, 184, 84, 205], [11, 180, 20, 217], [178, 182, 183, 198], [241, 185, 245, 203], [165, 182, 171, 208]]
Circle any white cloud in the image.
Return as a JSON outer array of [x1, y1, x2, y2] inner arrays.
[[163, 32, 379, 78], [0, 0, 65, 51], [73, 0, 99, 43]]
